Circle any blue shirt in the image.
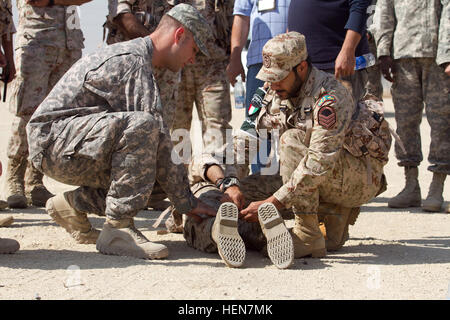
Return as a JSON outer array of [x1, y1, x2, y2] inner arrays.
[[288, 0, 370, 70], [234, 0, 291, 67]]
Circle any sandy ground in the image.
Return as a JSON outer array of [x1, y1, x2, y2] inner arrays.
[[0, 91, 449, 301]]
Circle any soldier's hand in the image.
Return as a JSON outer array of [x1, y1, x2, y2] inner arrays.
[[335, 48, 356, 79], [186, 199, 216, 223], [26, 0, 50, 7], [240, 196, 284, 223], [221, 186, 245, 210], [379, 56, 395, 82], [239, 200, 261, 222], [445, 63, 450, 76], [226, 55, 245, 86]]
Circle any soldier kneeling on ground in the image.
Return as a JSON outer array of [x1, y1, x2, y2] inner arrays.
[[169, 32, 390, 269], [25, 4, 216, 260]]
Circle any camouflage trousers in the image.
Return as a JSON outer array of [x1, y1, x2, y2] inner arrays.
[[279, 129, 385, 213], [391, 58, 450, 174], [172, 58, 232, 157], [184, 174, 291, 253], [8, 46, 81, 161], [366, 35, 383, 100], [33, 112, 193, 220]]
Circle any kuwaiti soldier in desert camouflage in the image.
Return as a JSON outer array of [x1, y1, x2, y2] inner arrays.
[[4, 0, 91, 209], [26, 4, 216, 260], [376, 0, 450, 212], [180, 32, 389, 265], [0, 0, 20, 254]]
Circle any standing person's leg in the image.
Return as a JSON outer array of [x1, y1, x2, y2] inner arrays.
[[421, 58, 450, 212], [388, 59, 424, 208], [195, 59, 232, 159], [365, 34, 384, 100], [6, 46, 56, 208]]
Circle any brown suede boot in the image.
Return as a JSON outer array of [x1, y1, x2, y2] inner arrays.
[[96, 218, 169, 259], [6, 158, 28, 208], [46, 193, 99, 244], [422, 173, 447, 212], [25, 162, 54, 207], [320, 204, 358, 252], [290, 213, 326, 258], [388, 166, 421, 208]]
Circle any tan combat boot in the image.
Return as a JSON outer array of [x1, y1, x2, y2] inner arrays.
[[0, 238, 20, 254], [290, 213, 326, 258], [212, 202, 246, 268], [320, 204, 360, 252], [388, 166, 421, 208], [422, 173, 447, 212], [6, 158, 28, 208], [96, 218, 169, 259], [46, 193, 100, 244], [0, 215, 14, 227], [25, 162, 54, 207]]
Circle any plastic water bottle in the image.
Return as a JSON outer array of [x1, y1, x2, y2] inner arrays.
[[234, 75, 245, 109], [355, 53, 376, 70]]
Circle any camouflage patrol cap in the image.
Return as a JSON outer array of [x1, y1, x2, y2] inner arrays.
[[166, 3, 211, 57], [256, 32, 308, 82]]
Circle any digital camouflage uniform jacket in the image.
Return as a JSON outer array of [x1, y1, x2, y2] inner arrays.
[[376, 0, 450, 66]]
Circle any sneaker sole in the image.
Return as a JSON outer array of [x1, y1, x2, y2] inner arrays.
[[46, 198, 99, 244], [258, 203, 294, 269], [212, 203, 245, 268]]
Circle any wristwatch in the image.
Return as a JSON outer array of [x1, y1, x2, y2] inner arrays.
[[216, 177, 240, 192]]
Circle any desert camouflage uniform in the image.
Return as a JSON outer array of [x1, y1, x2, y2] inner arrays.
[[376, 0, 450, 174], [7, 1, 84, 193], [26, 37, 197, 220], [183, 33, 388, 254], [0, 0, 14, 211], [172, 0, 234, 160], [106, 0, 178, 125], [365, 0, 383, 100]]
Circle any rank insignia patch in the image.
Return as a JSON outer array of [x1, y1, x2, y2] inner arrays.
[[318, 106, 337, 129]]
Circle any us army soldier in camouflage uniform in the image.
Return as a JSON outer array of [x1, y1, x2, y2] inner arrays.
[[106, 0, 181, 211], [5, 0, 90, 209], [376, 0, 450, 211], [182, 32, 388, 265], [106, 0, 177, 125], [26, 4, 216, 260], [0, 0, 20, 254]]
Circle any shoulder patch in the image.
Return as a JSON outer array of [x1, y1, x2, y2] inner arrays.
[[318, 105, 337, 129], [316, 94, 336, 108]]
